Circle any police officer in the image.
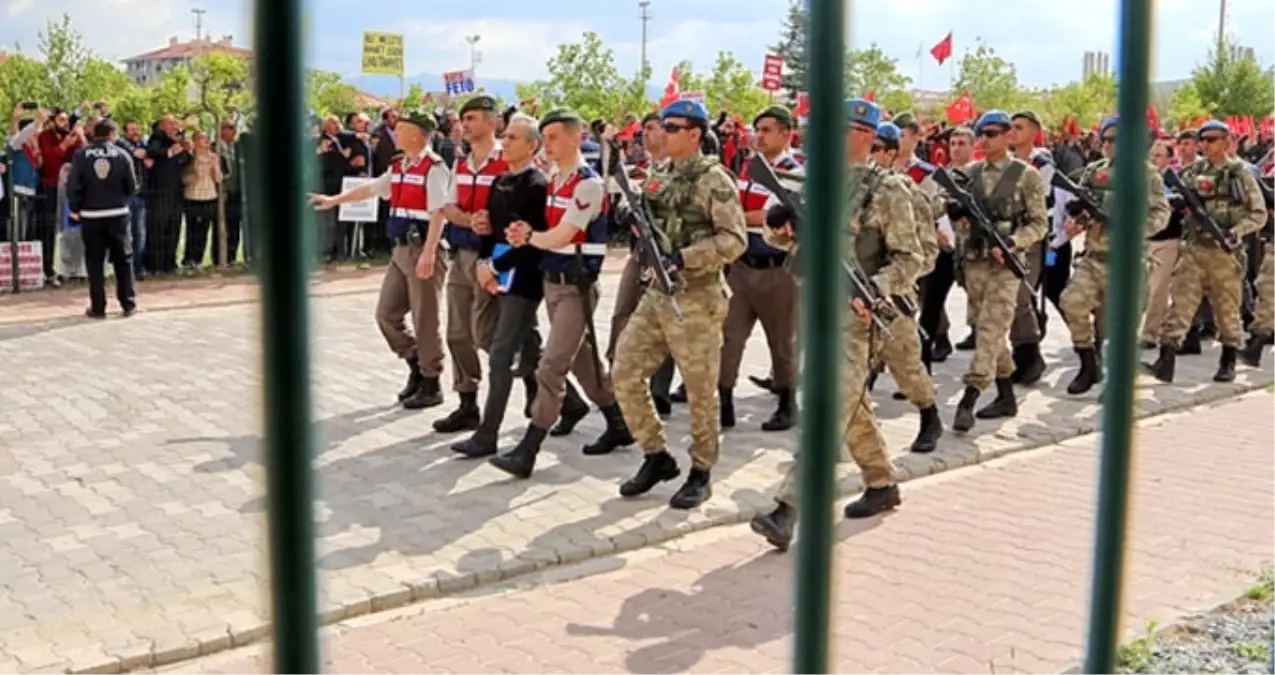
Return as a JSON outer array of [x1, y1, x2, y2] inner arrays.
[[749, 99, 923, 551], [945, 110, 1048, 433], [610, 98, 747, 510], [67, 118, 137, 318], [1145, 119, 1268, 382], [1060, 115, 1169, 394], [311, 109, 450, 408]]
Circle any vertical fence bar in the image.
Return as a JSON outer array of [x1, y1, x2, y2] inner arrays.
[[793, 0, 846, 672], [1083, 0, 1152, 671], [6, 153, 19, 292], [252, 0, 321, 670]]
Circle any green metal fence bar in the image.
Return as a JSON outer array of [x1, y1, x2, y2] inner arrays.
[[793, 0, 847, 671], [5, 153, 18, 292], [252, 0, 321, 670], [1083, 0, 1151, 670]]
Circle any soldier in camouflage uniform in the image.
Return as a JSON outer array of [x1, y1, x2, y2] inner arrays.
[[1060, 116, 1170, 395], [945, 110, 1049, 433], [750, 99, 924, 552], [611, 99, 747, 510], [1239, 174, 1274, 367], [868, 120, 943, 453], [1146, 119, 1269, 382]]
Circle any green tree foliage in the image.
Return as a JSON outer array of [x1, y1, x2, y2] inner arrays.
[[516, 31, 627, 123], [190, 53, 252, 130], [1185, 37, 1275, 119], [951, 44, 1032, 113], [1167, 83, 1210, 127], [844, 44, 911, 100], [674, 53, 771, 118], [769, 0, 807, 104], [0, 53, 52, 115], [306, 69, 359, 116], [1040, 73, 1116, 128]]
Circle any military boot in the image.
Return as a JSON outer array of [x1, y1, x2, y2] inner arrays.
[[952, 386, 980, 433], [619, 451, 681, 497], [1213, 345, 1238, 382], [844, 484, 901, 519], [1066, 347, 1102, 395], [488, 426, 548, 479], [583, 403, 634, 455], [750, 502, 796, 551], [549, 382, 589, 437], [1011, 343, 1046, 386], [653, 392, 672, 418], [1142, 344, 1176, 383], [719, 386, 736, 428], [397, 357, 424, 402], [976, 377, 1018, 420], [522, 375, 537, 419], [761, 388, 797, 431], [1177, 325, 1202, 355], [1240, 333, 1268, 368], [402, 375, 444, 410], [669, 382, 688, 403], [432, 392, 480, 432], [748, 375, 777, 394], [955, 329, 977, 351], [451, 427, 498, 458], [931, 332, 953, 362], [910, 405, 943, 453], [669, 467, 712, 510]]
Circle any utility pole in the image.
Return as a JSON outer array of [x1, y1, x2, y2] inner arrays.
[[465, 34, 481, 79], [1217, 0, 1227, 54], [638, 0, 652, 87], [192, 8, 207, 41]]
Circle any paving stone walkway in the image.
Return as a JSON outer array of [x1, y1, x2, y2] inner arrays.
[[169, 392, 1275, 674], [0, 257, 1270, 672]]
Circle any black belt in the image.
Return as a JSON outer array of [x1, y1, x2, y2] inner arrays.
[[544, 270, 598, 285], [739, 253, 788, 269], [391, 227, 424, 247]]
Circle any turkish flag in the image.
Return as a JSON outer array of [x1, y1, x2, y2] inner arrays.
[[1146, 105, 1160, 132], [945, 90, 974, 124], [660, 67, 680, 108], [929, 140, 949, 167], [930, 32, 954, 66], [865, 90, 875, 102], [1261, 116, 1274, 139], [795, 92, 810, 118]]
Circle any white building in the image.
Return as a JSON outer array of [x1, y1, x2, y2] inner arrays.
[[121, 36, 253, 86]]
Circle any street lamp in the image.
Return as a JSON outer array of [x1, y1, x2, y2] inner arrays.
[[465, 35, 481, 77]]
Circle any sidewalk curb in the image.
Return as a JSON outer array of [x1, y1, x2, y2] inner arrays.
[[69, 382, 1269, 675]]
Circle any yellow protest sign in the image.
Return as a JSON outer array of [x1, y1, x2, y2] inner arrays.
[[361, 32, 404, 76]]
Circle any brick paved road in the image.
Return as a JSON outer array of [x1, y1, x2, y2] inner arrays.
[[0, 257, 1270, 672], [167, 392, 1275, 675]]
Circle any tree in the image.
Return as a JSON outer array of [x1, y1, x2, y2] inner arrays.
[[1187, 38, 1275, 119], [37, 14, 92, 108], [0, 53, 51, 115], [878, 90, 915, 117], [845, 44, 911, 102], [1167, 83, 1210, 127], [518, 31, 627, 123], [951, 43, 1031, 113], [190, 53, 251, 130], [701, 52, 772, 117], [306, 69, 359, 116], [618, 61, 653, 117], [1040, 73, 1116, 128], [769, 0, 808, 104]]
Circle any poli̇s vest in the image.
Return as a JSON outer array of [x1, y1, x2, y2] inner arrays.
[[541, 165, 608, 275], [386, 153, 439, 238], [446, 146, 507, 250], [737, 152, 803, 258]]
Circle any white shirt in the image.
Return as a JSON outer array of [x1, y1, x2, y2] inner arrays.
[[548, 154, 605, 232], [367, 149, 450, 214]]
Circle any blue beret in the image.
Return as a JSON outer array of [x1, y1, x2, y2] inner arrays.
[[1198, 119, 1231, 136], [844, 98, 881, 130], [875, 121, 901, 143], [661, 99, 710, 123], [1099, 116, 1119, 138], [974, 109, 1011, 134]]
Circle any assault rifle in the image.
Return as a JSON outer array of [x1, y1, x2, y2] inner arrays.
[[1163, 168, 1239, 255], [1050, 171, 1109, 223], [606, 139, 683, 320], [746, 154, 894, 337], [933, 166, 1029, 279]]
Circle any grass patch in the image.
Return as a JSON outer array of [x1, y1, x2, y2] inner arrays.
[[1231, 641, 1269, 662], [1245, 568, 1273, 603], [1116, 621, 1159, 673]]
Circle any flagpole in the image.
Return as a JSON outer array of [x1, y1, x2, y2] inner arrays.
[[918, 43, 924, 91]]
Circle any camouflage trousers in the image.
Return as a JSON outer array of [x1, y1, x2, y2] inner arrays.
[[1061, 255, 1108, 349], [1255, 242, 1274, 336], [612, 279, 728, 470], [775, 309, 897, 507], [876, 304, 936, 408], [1161, 243, 1247, 348], [961, 259, 1020, 390]]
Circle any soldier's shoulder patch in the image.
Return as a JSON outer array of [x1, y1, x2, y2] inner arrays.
[[711, 186, 736, 203]]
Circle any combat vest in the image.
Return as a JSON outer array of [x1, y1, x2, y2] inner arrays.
[[1183, 157, 1248, 242], [1076, 158, 1115, 254], [737, 151, 804, 260], [960, 157, 1030, 256], [385, 150, 442, 239], [644, 153, 721, 258], [541, 163, 608, 276], [848, 162, 892, 278], [446, 143, 507, 250]]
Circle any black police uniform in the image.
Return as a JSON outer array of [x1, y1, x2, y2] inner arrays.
[[68, 139, 138, 316]]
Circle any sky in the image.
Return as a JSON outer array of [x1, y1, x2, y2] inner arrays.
[[3, 0, 1273, 91]]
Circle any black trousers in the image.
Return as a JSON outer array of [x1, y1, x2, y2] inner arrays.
[[477, 294, 549, 440], [34, 186, 58, 278], [919, 250, 956, 366], [183, 198, 218, 267], [210, 195, 242, 266], [83, 216, 136, 313], [1040, 241, 1073, 319], [145, 193, 185, 274]]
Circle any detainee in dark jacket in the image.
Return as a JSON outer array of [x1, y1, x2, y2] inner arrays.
[[144, 116, 191, 274], [68, 119, 137, 316], [453, 113, 565, 458]]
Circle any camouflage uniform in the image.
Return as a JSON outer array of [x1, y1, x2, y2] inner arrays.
[[1060, 157, 1169, 394], [1254, 242, 1275, 335], [1147, 152, 1267, 382], [612, 150, 747, 508], [770, 158, 923, 516], [951, 148, 1049, 431]]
